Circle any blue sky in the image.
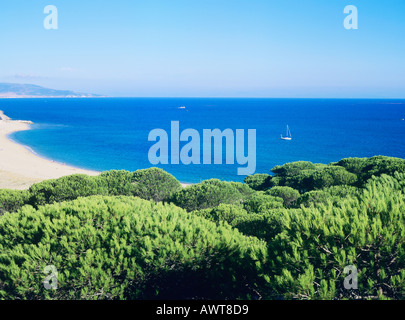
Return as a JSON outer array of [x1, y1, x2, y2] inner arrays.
[[1, 0, 404, 97]]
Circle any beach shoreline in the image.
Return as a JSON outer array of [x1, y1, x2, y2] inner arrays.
[[0, 111, 191, 190], [0, 110, 100, 190]]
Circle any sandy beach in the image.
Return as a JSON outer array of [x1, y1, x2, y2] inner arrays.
[[0, 110, 99, 190], [0, 110, 191, 190]]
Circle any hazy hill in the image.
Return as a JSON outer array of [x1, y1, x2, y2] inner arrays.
[[0, 83, 103, 98]]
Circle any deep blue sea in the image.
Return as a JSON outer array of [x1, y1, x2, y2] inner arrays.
[[2, 98, 405, 183]]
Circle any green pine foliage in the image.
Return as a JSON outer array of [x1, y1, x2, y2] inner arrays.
[[242, 192, 283, 213], [366, 172, 405, 194], [131, 167, 182, 202], [265, 186, 300, 207], [23, 167, 182, 210], [0, 196, 268, 300], [244, 174, 272, 191], [296, 185, 359, 208], [271, 161, 321, 177], [265, 176, 405, 300], [193, 204, 249, 226], [28, 174, 108, 208], [98, 170, 136, 196], [0, 156, 404, 300], [334, 156, 405, 186], [0, 190, 30, 215], [170, 179, 254, 212], [192, 203, 302, 246], [269, 163, 357, 193]]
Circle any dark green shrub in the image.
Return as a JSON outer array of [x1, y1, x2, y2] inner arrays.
[[0, 156, 403, 301], [270, 162, 357, 193], [27, 168, 181, 209], [0, 189, 30, 215], [324, 185, 359, 198], [295, 190, 333, 208], [265, 177, 405, 300], [193, 205, 291, 244], [266, 186, 300, 207], [310, 166, 357, 190], [98, 170, 135, 196], [232, 209, 299, 244], [296, 185, 359, 208], [170, 179, 254, 212], [0, 195, 268, 300], [244, 174, 272, 191], [332, 157, 367, 177], [335, 156, 405, 185], [193, 204, 249, 226], [366, 172, 405, 194], [243, 192, 283, 214], [131, 167, 182, 202], [271, 161, 320, 177], [28, 174, 107, 208]]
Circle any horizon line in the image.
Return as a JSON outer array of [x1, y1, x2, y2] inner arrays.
[[1, 96, 405, 100]]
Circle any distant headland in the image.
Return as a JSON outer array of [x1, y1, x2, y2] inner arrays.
[[0, 83, 105, 98]]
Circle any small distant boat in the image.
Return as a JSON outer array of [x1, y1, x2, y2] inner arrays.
[[178, 106, 186, 109], [280, 125, 292, 140]]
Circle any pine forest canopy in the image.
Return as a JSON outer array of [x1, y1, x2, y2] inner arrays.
[[0, 156, 404, 300]]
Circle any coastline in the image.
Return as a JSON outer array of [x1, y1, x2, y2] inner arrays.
[[0, 111, 191, 190], [0, 110, 100, 190]]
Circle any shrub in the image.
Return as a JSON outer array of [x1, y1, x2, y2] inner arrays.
[[170, 179, 254, 212], [309, 166, 357, 190], [296, 185, 359, 208], [98, 170, 135, 196], [0, 189, 30, 215], [131, 167, 182, 202], [28, 174, 107, 208], [193, 205, 291, 245], [269, 162, 357, 193], [295, 190, 333, 208], [242, 192, 283, 214], [27, 168, 182, 209], [244, 174, 272, 191], [271, 161, 320, 177], [265, 178, 405, 300], [266, 186, 300, 207], [335, 156, 405, 186], [366, 172, 405, 194], [0, 195, 268, 300], [1, 156, 403, 300], [193, 204, 249, 226]]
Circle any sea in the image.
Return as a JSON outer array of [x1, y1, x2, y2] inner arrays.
[[2, 98, 405, 184]]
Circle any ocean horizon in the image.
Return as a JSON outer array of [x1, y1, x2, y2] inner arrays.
[[3, 97, 405, 184]]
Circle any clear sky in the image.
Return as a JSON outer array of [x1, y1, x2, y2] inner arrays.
[[1, 0, 404, 98]]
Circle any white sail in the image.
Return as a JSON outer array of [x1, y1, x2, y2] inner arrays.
[[281, 125, 292, 140]]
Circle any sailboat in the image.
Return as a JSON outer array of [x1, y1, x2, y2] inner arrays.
[[280, 125, 292, 140]]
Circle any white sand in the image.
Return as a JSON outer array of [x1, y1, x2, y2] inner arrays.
[[0, 111, 192, 190], [0, 111, 99, 190]]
